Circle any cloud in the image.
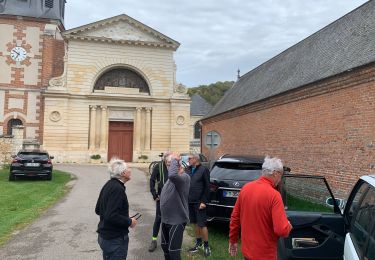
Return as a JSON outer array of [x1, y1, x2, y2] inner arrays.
[[64, 0, 368, 87]]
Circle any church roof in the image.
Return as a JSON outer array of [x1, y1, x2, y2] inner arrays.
[[205, 0, 375, 119], [63, 14, 180, 50], [190, 94, 213, 116]]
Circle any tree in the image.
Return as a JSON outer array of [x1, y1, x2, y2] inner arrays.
[[187, 81, 234, 105]]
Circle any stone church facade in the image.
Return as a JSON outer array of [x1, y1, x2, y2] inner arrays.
[[1, 2, 190, 163], [45, 14, 190, 163]]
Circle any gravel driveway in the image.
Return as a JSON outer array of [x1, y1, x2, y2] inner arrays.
[[0, 164, 165, 260]]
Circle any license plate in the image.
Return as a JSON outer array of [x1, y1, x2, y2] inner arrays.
[[25, 163, 40, 167], [223, 190, 239, 198]]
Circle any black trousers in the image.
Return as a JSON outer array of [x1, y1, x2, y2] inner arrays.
[[161, 222, 186, 260], [98, 234, 129, 260], [152, 200, 161, 238]]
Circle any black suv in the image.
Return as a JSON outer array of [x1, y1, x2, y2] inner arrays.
[[207, 155, 290, 222], [9, 150, 54, 181]]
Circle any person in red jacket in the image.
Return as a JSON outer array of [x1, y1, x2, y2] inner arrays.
[[229, 156, 292, 260]]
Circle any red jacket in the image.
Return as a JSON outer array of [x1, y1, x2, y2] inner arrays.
[[229, 176, 291, 260]]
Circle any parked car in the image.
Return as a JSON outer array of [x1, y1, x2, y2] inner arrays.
[[180, 152, 210, 169], [278, 173, 375, 260], [9, 149, 54, 181], [207, 154, 291, 222]]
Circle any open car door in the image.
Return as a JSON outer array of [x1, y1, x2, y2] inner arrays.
[[278, 174, 346, 260]]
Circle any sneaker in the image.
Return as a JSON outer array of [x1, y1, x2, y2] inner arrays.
[[203, 246, 211, 257], [148, 240, 157, 252], [188, 244, 202, 253]]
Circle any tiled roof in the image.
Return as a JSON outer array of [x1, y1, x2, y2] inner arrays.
[[205, 0, 375, 119], [190, 94, 213, 116]]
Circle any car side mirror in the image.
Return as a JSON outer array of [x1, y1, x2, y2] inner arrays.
[[326, 197, 346, 210], [50, 156, 54, 159]]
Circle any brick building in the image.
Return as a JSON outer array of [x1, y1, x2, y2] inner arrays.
[[201, 1, 375, 197], [0, 0, 65, 143]]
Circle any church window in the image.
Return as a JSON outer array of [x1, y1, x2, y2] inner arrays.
[[194, 121, 201, 139], [7, 119, 23, 136]]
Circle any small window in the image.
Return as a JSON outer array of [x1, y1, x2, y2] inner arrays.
[[351, 187, 375, 258], [7, 119, 23, 135], [205, 131, 221, 149], [194, 122, 201, 139], [45, 0, 54, 8], [365, 217, 375, 260]]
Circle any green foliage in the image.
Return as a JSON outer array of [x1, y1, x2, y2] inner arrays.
[[182, 223, 243, 259], [187, 81, 234, 105], [0, 169, 71, 245], [90, 154, 101, 160]]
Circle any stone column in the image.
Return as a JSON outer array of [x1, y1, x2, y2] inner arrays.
[[100, 106, 107, 150], [89, 105, 97, 150], [145, 107, 152, 150], [135, 107, 142, 151]]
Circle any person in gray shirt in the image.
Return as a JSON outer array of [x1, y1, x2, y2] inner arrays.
[[160, 153, 190, 260]]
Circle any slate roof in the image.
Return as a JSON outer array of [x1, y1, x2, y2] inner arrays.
[[205, 0, 375, 119], [190, 94, 213, 116]]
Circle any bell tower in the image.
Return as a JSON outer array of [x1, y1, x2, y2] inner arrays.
[[0, 0, 66, 143]]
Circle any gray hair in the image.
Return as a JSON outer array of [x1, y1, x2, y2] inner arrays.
[[108, 157, 128, 179], [163, 151, 172, 161], [262, 156, 283, 176], [189, 153, 201, 162]]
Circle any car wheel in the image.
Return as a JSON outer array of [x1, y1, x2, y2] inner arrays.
[[46, 173, 52, 181], [9, 174, 15, 181]]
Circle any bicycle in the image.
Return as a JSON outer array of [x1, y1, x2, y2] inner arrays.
[[148, 153, 164, 175]]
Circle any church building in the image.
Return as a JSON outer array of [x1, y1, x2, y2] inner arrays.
[[0, 1, 190, 163]]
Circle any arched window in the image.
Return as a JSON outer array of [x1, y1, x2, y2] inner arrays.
[[7, 119, 23, 135], [194, 121, 201, 139], [94, 68, 150, 94]]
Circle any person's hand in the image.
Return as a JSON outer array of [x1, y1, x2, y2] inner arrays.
[[199, 203, 206, 209], [288, 220, 293, 230], [155, 196, 160, 202], [228, 243, 238, 256], [170, 152, 181, 161], [130, 218, 137, 228]]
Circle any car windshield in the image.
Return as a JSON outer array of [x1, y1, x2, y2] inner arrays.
[[210, 162, 262, 181], [18, 152, 49, 160]]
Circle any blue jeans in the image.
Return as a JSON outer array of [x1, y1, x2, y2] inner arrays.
[[98, 234, 129, 260]]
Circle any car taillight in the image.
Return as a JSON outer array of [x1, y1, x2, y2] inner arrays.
[[210, 183, 219, 192]]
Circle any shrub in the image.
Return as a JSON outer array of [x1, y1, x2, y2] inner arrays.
[[90, 154, 101, 160]]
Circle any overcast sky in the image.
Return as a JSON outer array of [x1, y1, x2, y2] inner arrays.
[[64, 0, 368, 87]]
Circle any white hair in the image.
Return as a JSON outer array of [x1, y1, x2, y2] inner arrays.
[[190, 153, 201, 162], [262, 155, 283, 176], [108, 157, 128, 179]]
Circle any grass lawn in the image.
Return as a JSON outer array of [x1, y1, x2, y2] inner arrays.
[[0, 168, 71, 245], [182, 222, 243, 260]]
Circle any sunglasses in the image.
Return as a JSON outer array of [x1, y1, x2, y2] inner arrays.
[[130, 213, 142, 220]]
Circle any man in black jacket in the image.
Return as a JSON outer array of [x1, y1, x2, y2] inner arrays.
[[95, 157, 138, 260], [148, 152, 170, 252], [186, 153, 211, 257]]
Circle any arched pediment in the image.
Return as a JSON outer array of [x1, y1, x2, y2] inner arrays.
[[94, 67, 150, 94]]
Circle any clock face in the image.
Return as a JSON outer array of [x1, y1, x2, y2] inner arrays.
[[10, 46, 27, 62]]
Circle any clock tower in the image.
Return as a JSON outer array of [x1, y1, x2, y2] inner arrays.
[[0, 0, 66, 144]]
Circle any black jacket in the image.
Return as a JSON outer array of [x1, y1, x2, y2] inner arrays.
[[186, 164, 210, 204], [150, 161, 169, 200], [95, 178, 132, 239]]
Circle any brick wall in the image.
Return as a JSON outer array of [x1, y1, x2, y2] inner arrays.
[[0, 16, 65, 144], [202, 64, 375, 197]]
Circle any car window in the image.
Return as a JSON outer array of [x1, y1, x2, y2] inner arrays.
[[18, 152, 49, 160], [351, 187, 375, 258], [365, 219, 375, 260], [210, 163, 262, 181], [347, 182, 369, 227], [282, 176, 333, 213]]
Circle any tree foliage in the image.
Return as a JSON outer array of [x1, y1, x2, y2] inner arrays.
[[187, 81, 234, 105]]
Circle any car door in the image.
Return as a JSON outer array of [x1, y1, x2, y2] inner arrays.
[[278, 174, 346, 260], [343, 180, 375, 260]]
